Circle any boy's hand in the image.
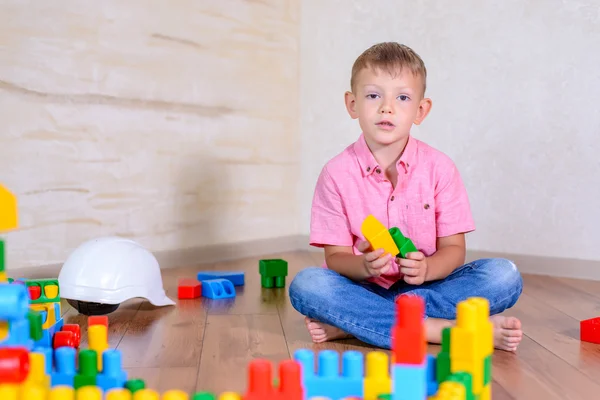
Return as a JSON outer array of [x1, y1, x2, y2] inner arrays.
[[397, 252, 428, 285], [357, 240, 393, 278]]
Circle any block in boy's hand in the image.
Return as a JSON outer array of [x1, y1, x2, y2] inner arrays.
[[360, 214, 400, 258]]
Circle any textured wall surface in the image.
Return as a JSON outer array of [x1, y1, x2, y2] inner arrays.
[[0, 1, 300, 269], [299, 0, 600, 261]]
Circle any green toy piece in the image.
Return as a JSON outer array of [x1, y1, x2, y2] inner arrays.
[[24, 278, 60, 304], [259, 259, 288, 288], [436, 327, 451, 383], [377, 394, 392, 399], [483, 354, 492, 386], [447, 371, 474, 400], [74, 350, 98, 389], [388, 227, 418, 258], [192, 392, 217, 400], [27, 310, 43, 341], [125, 378, 146, 393], [0, 239, 5, 273]]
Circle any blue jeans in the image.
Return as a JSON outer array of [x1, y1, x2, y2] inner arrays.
[[288, 258, 523, 349]]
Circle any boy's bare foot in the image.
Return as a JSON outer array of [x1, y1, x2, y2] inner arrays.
[[490, 315, 522, 352], [304, 317, 353, 343], [426, 315, 523, 352]]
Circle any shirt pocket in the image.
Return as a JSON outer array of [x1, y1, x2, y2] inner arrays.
[[403, 191, 436, 241]]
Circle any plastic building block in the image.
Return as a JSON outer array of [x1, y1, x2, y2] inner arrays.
[[74, 349, 98, 389], [88, 315, 109, 328], [0, 239, 5, 276], [392, 360, 427, 400], [388, 227, 418, 258], [125, 378, 146, 393], [244, 358, 303, 400], [361, 214, 399, 257], [24, 278, 60, 304], [178, 278, 202, 299], [192, 392, 217, 400], [0, 347, 29, 383], [197, 271, 245, 286], [364, 351, 391, 400], [446, 371, 474, 400], [96, 349, 128, 392], [51, 346, 76, 387], [426, 354, 439, 396], [27, 310, 43, 341], [25, 350, 50, 387], [580, 317, 600, 344], [0, 184, 18, 232], [259, 259, 288, 288], [294, 349, 363, 399], [430, 381, 466, 400], [61, 323, 82, 348], [392, 294, 426, 365], [436, 327, 451, 383], [201, 279, 235, 299], [89, 324, 109, 371]]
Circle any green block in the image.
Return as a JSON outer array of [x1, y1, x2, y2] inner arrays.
[[74, 350, 98, 389], [27, 310, 43, 341], [125, 378, 146, 393], [0, 239, 5, 272], [24, 278, 60, 304], [388, 227, 418, 258], [483, 354, 492, 386], [192, 392, 217, 400], [259, 259, 288, 278], [261, 275, 286, 288], [448, 371, 474, 400], [377, 395, 392, 400], [436, 327, 452, 383]]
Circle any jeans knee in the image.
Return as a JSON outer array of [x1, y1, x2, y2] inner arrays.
[[288, 267, 335, 310], [481, 258, 523, 308]]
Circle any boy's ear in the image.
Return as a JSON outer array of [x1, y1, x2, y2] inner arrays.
[[344, 91, 359, 119], [414, 97, 432, 125]]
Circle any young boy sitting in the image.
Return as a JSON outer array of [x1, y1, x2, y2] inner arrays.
[[289, 42, 523, 352]]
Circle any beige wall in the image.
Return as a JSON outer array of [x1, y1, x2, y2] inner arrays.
[[299, 0, 600, 262], [1, 1, 300, 269]]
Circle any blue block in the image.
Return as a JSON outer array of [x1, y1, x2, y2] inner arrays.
[[426, 354, 438, 396], [34, 318, 64, 348], [0, 315, 33, 349], [201, 279, 236, 299], [197, 271, 245, 286], [0, 283, 30, 319], [294, 349, 363, 400], [52, 347, 76, 387], [392, 360, 427, 400], [33, 346, 53, 374], [96, 349, 128, 391]]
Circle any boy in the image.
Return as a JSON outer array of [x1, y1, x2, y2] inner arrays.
[[288, 42, 523, 352]]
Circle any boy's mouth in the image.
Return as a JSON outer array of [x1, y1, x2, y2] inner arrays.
[[376, 120, 395, 127]]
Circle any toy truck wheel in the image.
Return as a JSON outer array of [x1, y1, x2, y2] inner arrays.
[[53, 331, 76, 349], [60, 324, 81, 348]]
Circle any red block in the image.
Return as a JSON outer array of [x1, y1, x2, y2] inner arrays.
[[581, 317, 600, 344], [178, 278, 201, 299], [53, 331, 77, 349], [244, 359, 303, 400], [392, 294, 426, 365], [88, 316, 108, 328], [61, 324, 82, 348], [28, 285, 41, 300], [0, 347, 30, 383]]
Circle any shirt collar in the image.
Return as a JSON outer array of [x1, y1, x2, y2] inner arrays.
[[354, 133, 418, 177]]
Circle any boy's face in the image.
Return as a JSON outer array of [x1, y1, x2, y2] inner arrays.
[[345, 66, 432, 148]]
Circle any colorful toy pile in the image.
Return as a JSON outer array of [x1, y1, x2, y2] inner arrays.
[[1, 183, 494, 399]]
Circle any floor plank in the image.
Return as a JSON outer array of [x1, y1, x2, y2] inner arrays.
[[196, 314, 289, 395], [124, 367, 198, 394]]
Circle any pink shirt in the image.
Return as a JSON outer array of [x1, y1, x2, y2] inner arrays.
[[309, 133, 476, 289]]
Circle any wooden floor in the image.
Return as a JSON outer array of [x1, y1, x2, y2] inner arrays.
[[58, 250, 600, 399]]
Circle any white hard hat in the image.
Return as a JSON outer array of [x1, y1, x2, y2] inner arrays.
[[58, 236, 175, 314]]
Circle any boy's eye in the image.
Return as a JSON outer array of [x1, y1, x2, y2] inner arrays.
[[366, 94, 379, 99], [398, 95, 410, 101]]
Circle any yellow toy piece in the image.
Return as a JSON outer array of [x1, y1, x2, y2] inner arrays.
[[364, 351, 392, 400], [30, 303, 57, 329], [0, 384, 19, 400], [0, 184, 18, 232], [105, 389, 133, 400], [161, 390, 189, 400], [450, 297, 492, 397], [88, 324, 109, 371], [133, 389, 160, 400], [25, 352, 51, 388], [75, 386, 102, 400], [218, 393, 242, 400], [430, 381, 466, 399], [361, 214, 399, 257], [49, 386, 76, 400]]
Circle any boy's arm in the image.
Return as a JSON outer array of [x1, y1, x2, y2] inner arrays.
[[424, 233, 466, 281], [324, 245, 372, 282]]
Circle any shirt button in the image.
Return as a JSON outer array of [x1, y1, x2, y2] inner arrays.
[[367, 167, 371, 172], [376, 168, 381, 174], [391, 196, 395, 201]]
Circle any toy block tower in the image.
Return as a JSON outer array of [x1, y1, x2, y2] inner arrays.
[[390, 294, 427, 400], [449, 297, 493, 400], [0, 183, 18, 282], [258, 259, 288, 288]]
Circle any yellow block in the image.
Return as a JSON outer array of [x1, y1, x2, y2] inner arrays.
[[25, 352, 50, 388], [161, 390, 189, 400], [364, 351, 391, 400], [218, 393, 241, 400], [430, 381, 466, 400], [88, 324, 109, 371], [0, 321, 8, 341], [49, 386, 75, 400], [0, 184, 18, 232], [478, 383, 491, 400], [0, 271, 7, 283], [133, 389, 160, 400], [19, 384, 47, 400], [106, 389, 133, 400], [76, 386, 102, 400], [361, 214, 399, 257], [450, 297, 492, 395], [30, 303, 56, 329], [44, 284, 59, 299], [0, 384, 19, 400]]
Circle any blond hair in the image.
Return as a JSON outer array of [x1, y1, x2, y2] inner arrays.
[[350, 42, 427, 94]]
